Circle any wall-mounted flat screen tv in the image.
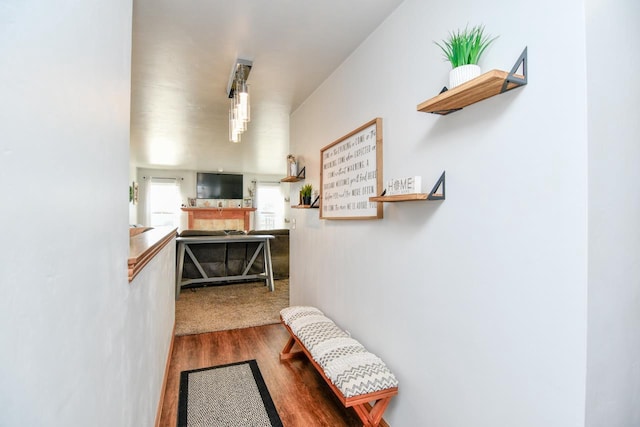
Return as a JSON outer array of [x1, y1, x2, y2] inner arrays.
[[196, 173, 243, 199]]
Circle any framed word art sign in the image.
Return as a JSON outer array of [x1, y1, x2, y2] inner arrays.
[[320, 118, 383, 220]]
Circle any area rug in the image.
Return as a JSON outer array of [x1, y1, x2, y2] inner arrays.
[[178, 359, 283, 427], [175, 279, 289, 336]]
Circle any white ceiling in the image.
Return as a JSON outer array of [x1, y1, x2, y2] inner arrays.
[[130, 0, 404, 175]]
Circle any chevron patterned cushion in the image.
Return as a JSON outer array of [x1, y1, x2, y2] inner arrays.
[[287, 313, 332, 335], [281, 306, 398, 398], [323, 351, 399, 398], [293, 317, 349, 352], [280, 306, 324, 325], [310, 337, 368, 367]]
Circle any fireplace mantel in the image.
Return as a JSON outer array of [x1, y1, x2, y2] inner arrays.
[[181, 207, 256, 231]]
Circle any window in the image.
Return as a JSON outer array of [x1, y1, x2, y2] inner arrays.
[[255, 182, 285, 230], [148, 178, 180, 227]]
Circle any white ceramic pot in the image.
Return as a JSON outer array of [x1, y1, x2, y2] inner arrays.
[[449, 64, 481, 89]]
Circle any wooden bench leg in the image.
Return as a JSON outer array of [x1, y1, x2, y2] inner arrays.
[[279, 335, 304, 361], [352, 397, 392, 427]]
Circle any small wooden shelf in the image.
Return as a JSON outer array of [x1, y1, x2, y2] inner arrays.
[[291, 195, 319, 209], [281, 176, 302, 182], [370, 171, 446, 203], [417, 47, 527, 115], [369, 193, 430, 202], [281, 166, 306, 182]]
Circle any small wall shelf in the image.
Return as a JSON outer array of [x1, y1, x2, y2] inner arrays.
[[417, 47, 527, 115], [370, 193, 429, 202], [370, 171, 446, 202], [292, 195, 319, 209], [281, 166, 306, 182]]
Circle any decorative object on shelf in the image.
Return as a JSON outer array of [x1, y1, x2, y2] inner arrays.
[[281, 166, 306, 182], [133, 181, 139, 204], [320, 118, 383, 220], [247, 181, 256, 199], [434, 25, 498, 89], [417, 47, 527, 115], [292, 195, 319, 209], [300, 184, 313, 206], [287, 154, 297, 177], [386, 176, 422, 196], [188, 197, 196, 207], [227, 58, 252, 143], [370, 171, 445, 202]]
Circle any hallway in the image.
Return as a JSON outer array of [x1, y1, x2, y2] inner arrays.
[[159, 324, 367, 426]]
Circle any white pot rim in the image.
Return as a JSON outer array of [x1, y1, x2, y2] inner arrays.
[[449, 64, 481, 88]]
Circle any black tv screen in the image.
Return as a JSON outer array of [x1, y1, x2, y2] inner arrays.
[[196, 173, 243, 199]]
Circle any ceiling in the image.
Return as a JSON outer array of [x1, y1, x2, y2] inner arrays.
[[130, 0, 404, 175]]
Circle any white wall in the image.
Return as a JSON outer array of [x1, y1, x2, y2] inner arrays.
[[290, 0, 590, 425], [0, 2, 174, 426], [127, 239, 176, 426], [585, 0, 640, 425]]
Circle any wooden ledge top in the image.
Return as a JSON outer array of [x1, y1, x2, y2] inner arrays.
[[128, 226, 178, 282], [180, 207, 256, 211], [416, 69, 526, 114]]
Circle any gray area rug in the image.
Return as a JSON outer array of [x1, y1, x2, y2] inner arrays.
[[178, 360, 283, 427], [175, 279, 289, 336]]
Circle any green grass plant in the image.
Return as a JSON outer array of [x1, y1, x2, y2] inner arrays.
[[300, 184, 312, 198], [435, 25, 498, 68]]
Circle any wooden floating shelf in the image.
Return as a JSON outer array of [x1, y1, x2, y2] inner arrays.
[[369, 193, 430, 202], [417, 47, 528, 115], [417, 70, 524, 114], [281, 166, 306, 182], [370, 171, 446, 203], [281, 176, 302, 182], [292, 195, 319, 209]]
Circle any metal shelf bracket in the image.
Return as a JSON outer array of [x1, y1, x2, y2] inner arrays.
[[427, 171, 446, 200], [501, 46, 528, 93], [296, 166, 306, 180]]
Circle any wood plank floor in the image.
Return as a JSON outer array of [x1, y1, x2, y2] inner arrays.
[[159, 323, 364, 426]]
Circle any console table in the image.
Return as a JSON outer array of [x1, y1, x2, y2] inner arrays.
[[181, 207, 256, 231], [175, 234, 275, 297]]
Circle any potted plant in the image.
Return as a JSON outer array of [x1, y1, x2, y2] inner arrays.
[[434, 24, 498, 89], [300, 184, 312, 205]]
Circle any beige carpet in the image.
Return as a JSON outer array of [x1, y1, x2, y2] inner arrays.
[[175, 279, 289, 336]]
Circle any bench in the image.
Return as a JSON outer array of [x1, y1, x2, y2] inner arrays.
[[279, 306, 398, 427]]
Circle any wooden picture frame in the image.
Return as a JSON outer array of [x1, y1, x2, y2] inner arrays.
[[320, 118, 383, 220]]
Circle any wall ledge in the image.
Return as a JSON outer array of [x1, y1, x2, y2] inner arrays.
[[128, 227, 178, 282]]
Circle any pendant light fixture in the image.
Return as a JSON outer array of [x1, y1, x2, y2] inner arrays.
[[227, 58, 252, 143]]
